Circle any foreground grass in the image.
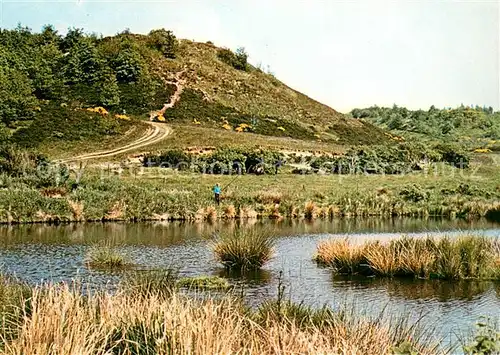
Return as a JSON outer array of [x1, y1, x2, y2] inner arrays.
[[1, 156, 500, 223], [315, 235, 500, 280], [0, 281, 445, 354]]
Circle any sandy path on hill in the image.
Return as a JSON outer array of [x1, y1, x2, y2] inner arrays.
[[57, 122, 171, 163]]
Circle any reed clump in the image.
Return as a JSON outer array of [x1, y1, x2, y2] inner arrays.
[[177, 276, 231, 290], [212, 229, 275, 270], [315, 235, 500, 280], [0, 284, 442, 354], [85, 245, 131, 269]]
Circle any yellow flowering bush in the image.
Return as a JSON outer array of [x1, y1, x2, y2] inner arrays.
[[222, 124, 232, 130], [474, 148, 492, 153], [115, 114, 130, 121], [193, 119, 201, 125], [156, 114, 166, 122], [235, 126, 244, 132], [87, 107, 109, 115]]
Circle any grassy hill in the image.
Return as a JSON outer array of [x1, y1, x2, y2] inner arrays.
[[0, 25, 387, 159]]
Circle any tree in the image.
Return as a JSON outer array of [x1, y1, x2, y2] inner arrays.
[[63, 36, 104, 85], [38, 24, 60, 46], [113, 48, 143, 83], [96, 71, 120, 107], [217, 47, 248, 71], [147, 29, 178, 59], [61, 27, 85, 52], [0, 64, 36, 126], [30, 43, 65, 99], [234, 47, 248, 71]]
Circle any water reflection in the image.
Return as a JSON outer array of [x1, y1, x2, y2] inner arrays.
[[1, 217, 499, 247], [331, 275, 497, 302]]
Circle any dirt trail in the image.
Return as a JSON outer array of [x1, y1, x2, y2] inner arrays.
[[59, 69, 189, 164], [150, 69, 187, 120], [57, 122, 171, 163]]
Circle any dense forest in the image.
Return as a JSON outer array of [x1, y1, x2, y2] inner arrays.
[[0, 25, 180, 130], [352, 105, 500, 146]]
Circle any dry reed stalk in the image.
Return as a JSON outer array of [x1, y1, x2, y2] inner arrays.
[[1, 285, 442, 354]]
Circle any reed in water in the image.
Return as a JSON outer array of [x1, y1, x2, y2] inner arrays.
[[315, 235, 500, 280]]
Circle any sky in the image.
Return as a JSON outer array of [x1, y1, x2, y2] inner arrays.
[[0, 0, 499, 113]]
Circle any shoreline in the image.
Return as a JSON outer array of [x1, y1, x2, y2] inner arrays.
[[0, 212, 498, 226]]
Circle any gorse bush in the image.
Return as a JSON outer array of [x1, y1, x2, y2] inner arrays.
[[212, 229, 275, 270], [315, 235, 500, 280], [147, 28, 178, 59]]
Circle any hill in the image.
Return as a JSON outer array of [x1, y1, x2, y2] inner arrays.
[[352, 105, 500, 152], [0, 25, 387, 159]]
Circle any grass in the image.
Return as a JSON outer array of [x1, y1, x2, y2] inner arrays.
[[177, 276, 231, 290], [0, 274, 33, 347], [0, 281, 446, 354], [121, 269, 179, 298], [85, 244, 131, 269], [2, 154, 500, 223], [315, 235, 500, 280], [212, 229, 275, 271]]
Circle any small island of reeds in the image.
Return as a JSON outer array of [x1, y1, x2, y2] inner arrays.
[[212, 229, 275, 271], [315, 235, 500, 280]]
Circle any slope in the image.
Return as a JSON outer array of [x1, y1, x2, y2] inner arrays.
[[0, 26, 388, 161]]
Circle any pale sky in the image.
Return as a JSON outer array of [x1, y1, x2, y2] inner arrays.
[[1, 0, 499, 112]]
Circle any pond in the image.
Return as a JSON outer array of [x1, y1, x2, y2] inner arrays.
[[0, 217, 499, 349]]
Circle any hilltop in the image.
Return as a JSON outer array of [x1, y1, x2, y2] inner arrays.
[[0, 25, 386, 159]]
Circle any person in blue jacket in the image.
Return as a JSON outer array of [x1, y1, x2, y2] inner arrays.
[[213, 183, 221, 205]]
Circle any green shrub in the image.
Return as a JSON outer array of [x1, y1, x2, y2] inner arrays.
[[434, 143, 470, 168], [399, 184, 429, 202], [147, 29, 178, 59], [463, 318, 500, 355], [217, 47, 248, 71]]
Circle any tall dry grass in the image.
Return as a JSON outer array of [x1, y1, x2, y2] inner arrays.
[[0, 284, 443, 354], [212, 229, 275, 271], [315, 238, 367, 274], [315, 235, 500, 280]]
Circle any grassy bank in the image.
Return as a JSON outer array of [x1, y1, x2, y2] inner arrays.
[[315, 235, 500, 280], [0, 277, 444, 354], [1, 159, 500, 223]]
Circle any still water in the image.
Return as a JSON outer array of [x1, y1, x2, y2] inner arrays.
[[0, 218, 499, 348]]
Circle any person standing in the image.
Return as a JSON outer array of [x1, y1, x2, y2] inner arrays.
[[213, 183, 221, 205]]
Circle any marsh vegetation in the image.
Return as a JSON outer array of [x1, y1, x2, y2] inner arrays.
[[315, 235, 500, 280]]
